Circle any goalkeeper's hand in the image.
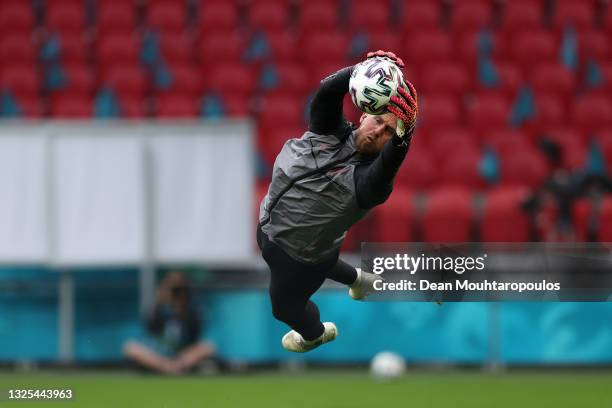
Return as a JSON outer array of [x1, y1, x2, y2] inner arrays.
[[387, 81, 418, 139], [366, 50, 405, 68]]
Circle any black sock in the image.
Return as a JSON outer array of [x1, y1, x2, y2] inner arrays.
[[327, 259, 358, 285], [298, 301, 325, 341]]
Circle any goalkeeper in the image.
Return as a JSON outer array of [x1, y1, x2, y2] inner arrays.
[[257, 50, 418, 353]]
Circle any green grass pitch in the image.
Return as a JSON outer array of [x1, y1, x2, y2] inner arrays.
[[1, 370, 611, 408]]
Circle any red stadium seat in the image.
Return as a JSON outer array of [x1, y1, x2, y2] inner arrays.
[[352, 0, 392, 9], [198, 2, 238, 34], [50, 93, 93, 118], [97, 32, 140, 65], [0, 64, 40, 98], [61, 63, 95, 95], [593, 130, 612, 167], [366, 32, 401, 56], [593, 128, 612, 146], [372, 188, 416, 242], [14, 96, 45, 118], [159, 33, 194, 64], [577, 30, 610, 62], [419, 62, 470, 95], [205, 64, 256, 97], [299, 1, 339, 33], [501, 0, 543, 32], [429, 127, 478, 160], [48, 33, 88, 63], [450, 0, 494, 34], [0, 2, 34, 34], [405, 29, 453, 64], [96, 0, 139, 7], [439, 147, 484, 189], [0, 33, 35, 63], [199, 32, 246, 63], [265, 31, 298, 61], [483, 129, 531, 157], [530, 63, 576, 98], [423, 188, 473, 242], [158, 63, 202, 95], [572, 93, 612, 133], [457, 30, 505, 65], [553, 0, 595, 31], [248, 1, 288, 33], [300, 31, 349, 65], [533, 93, 567, 130], [400, 2, 442, 32], [100, 64, 148, 99], [474, 60, 523, 97], [395, 145, 437, 191], [147, 1, 186, 34], [155, 94, 198, 118], [500, 147, 548, 188], [419, 93, 462, 130], [218, 93, 251, 117], [481, 186, 531, 242], [598, 197, 612, 241], [605, 4, 612, 35], [465, 94, 511, 136], [348, 1, 389, 32], [96, 1, 136, 35], [561, 139, 587, 170], [511, 29, 558, 68], [594, 62, 612, 92], [46, 0, 85, 35], [258, 94, 304, 130], [270, 63, 311, 96], [571, 198, 592, 242], [118, 97, 148, 118]]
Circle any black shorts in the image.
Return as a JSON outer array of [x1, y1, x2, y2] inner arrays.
[[257, 225, 339, 277]]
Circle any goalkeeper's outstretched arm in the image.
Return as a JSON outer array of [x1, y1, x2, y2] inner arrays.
[[308, 67, 353, 137], [354, 83, 418, 209], [354, 134, 410, 209]]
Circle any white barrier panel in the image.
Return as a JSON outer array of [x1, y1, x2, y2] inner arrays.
[[151, 126, 253, 263], [0, 121, 254, 266], [0, 129, 49, 262], [52, 129, 145, 265]]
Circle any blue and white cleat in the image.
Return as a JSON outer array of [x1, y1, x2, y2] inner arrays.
[[281, 322, 338, 353]]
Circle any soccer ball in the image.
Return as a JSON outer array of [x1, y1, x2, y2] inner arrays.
[[349, 57, 404, 115], [370, 351, 406, 380]]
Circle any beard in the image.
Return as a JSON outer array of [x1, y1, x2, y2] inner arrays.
[[356, 133, 380, 155]]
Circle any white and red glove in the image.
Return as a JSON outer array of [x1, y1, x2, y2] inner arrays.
[[387, 81, 418, 139], [366, 50, 405, 68]]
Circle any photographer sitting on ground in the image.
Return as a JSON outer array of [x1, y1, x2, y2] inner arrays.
[[123, 271, 215, 374]]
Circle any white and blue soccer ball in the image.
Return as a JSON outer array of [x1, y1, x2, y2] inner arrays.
[[349, 57, 404, 115], [370, 351, 406, 380]]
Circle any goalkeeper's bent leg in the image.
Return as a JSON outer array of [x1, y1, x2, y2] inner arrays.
[[326, 258, 358, 285]]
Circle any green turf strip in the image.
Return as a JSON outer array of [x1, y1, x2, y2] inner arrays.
[[0, 371, 610, 408]]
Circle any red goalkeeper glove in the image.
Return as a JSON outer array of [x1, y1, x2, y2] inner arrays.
[[387, 81, 418, 139], [366, 50, 405, 69]]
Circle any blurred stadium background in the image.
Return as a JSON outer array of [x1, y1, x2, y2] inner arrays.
[[1, 0, 611, 406]]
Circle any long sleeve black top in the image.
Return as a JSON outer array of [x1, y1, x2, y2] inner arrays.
[[308, 67, 410, 210]]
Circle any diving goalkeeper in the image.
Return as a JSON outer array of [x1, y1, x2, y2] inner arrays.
[[257, 50, 418, 353]]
